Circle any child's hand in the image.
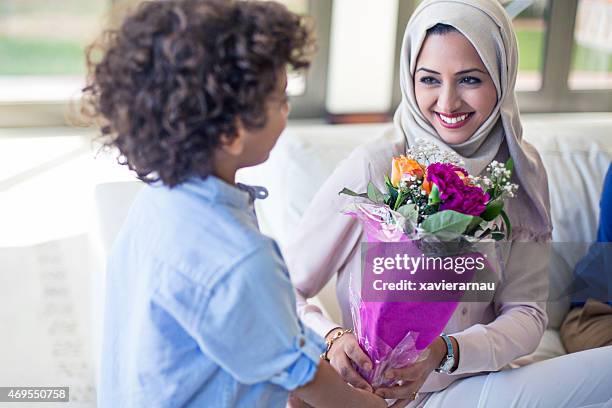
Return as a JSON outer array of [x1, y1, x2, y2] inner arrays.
[[327, 331, 373, 392]]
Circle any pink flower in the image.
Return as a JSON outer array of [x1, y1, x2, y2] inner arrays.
[[426, 163, 489, 216]]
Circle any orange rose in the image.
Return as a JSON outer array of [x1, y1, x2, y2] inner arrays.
[[390, 156, 424, 187]]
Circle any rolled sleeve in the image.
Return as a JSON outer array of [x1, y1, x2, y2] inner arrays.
[[269, 326, 325, 390], [191, 241, 325, 390], [450, 241, 549, 375], [450, 305, 546, 375]]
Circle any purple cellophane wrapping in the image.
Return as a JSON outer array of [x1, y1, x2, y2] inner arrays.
[[346, 203, 461, 387]]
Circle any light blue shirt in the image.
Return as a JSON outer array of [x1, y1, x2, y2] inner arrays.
[[98, 176, 324, 407]]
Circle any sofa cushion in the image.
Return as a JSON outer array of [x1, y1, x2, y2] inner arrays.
[[522, 114, 612, 329], [510, 329, 567, 367]]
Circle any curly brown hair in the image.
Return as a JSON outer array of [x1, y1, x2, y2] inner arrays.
[[83, 0, 315, 187]]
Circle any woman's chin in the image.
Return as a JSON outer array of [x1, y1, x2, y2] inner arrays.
[[436, 129, 473, 145]]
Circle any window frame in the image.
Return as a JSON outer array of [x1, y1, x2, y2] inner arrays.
[[0, 0, 331, 127], [518, 0, 611, 112], [287, 0, 333, 119], [1, 0, 610, 127]]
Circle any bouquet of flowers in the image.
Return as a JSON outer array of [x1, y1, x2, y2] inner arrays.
[[340, 140, 518, 387]]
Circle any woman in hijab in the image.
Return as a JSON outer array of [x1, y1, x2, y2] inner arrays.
[[285, 0, 612, 406]]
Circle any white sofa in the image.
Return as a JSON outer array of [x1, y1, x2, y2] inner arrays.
[[94, 113, 612, 368], [236, 113, 612, 364]]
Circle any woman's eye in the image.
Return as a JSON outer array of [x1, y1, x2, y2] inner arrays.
[[419, 76, 439, 85], [460, 76, 481, 85]]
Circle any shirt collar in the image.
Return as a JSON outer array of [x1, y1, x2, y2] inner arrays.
[[181, 175, 268, 210]]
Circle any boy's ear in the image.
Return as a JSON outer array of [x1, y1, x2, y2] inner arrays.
[[219, 122, 245, 156]]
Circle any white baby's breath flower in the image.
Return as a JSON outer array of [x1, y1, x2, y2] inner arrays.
[[407, 140, 464, 166]]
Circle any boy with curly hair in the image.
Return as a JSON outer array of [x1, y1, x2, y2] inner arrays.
[[84, 1, 388, 407]]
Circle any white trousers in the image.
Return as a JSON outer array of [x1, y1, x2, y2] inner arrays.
[[414, 346, 612, 408]]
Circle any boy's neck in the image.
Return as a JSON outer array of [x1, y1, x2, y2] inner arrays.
[[213, 169, 236, 185], [212, 160, 238, 185]]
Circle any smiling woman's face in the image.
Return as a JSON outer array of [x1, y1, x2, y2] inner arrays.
[[414, 30, 497, 145]]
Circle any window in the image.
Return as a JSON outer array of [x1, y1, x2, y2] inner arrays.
[[0, 0, 107, 102], [2, 0, 610, 126], [569, 0, 612, 90], [0, 0, 328, 125], [513, 0, 549, 91], [274, 0, 331, 119], [518, 0, 611, 112], [278, 0, 309, 97]]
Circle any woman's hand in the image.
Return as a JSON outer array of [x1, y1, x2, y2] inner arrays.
[[374, 336, 449, 401], [326, 330, 374, 392], [289, 359, 404, 408]]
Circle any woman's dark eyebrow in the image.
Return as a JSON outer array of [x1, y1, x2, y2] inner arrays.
[[455, 68, 487, 75], [416, 67, 440, 75], [416, 67, 487, 75]]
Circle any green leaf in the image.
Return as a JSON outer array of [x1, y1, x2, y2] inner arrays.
[[338, 188, 369, 199], [421, 210, 474, 239], [397, 204, 419, 224], [384, 174, 394, 189], [367, 182, 385, 204], [385, 176, 399, 205], [428, 184, 441, 205], [481, 200, 503, 221], [505, 158, 514, 173], [491, 232, 505, 241], [393, 190, 408, 210], [466, 216, 484, 235], [500, 209, 512, 238]]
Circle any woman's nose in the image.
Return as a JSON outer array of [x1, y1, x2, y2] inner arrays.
[[436, 85, 461, 113]]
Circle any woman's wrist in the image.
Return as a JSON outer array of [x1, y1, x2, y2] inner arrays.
[[431, 335, 460, 372], [324, 327, 344, 343], [449, 335, 460, 371], [321, 328, 352, 362], [432, 336, 449, 367]]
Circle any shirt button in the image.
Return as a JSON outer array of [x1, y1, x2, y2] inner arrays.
[[462, 307, 468, 315], [299, 337, 306, 348]]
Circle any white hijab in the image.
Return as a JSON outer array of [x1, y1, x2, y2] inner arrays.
[[393, 0, 552, 239]]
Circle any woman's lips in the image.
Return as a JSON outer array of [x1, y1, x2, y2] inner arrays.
[[435, 112, 474, 129]]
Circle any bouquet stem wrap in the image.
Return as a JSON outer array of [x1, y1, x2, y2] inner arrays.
[[339, 149, 512, 387], [346, 203, 491, 387]]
